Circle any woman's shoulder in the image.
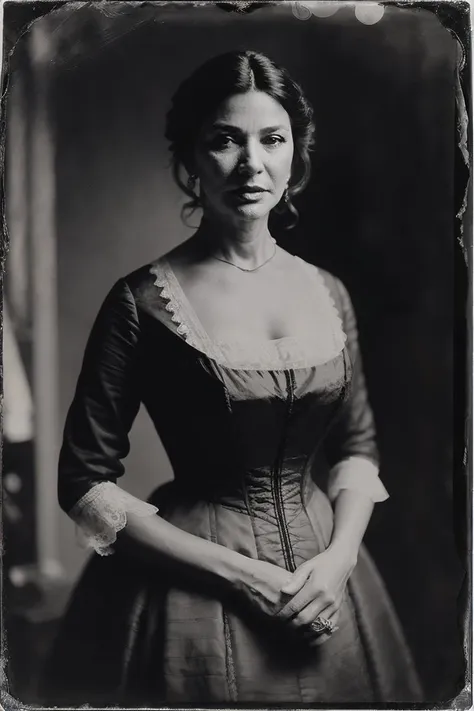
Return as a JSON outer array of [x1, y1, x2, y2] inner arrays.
[[113, 253, 192, 332], [87, 258, 170, 330]]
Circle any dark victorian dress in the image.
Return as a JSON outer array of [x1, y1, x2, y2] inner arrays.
[[41, 256, 422, 706]]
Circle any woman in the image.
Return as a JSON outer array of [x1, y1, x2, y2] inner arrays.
[[41, 50, 422, 705]]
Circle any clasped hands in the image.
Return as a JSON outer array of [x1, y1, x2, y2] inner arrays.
[[240, 546, 357, 644]]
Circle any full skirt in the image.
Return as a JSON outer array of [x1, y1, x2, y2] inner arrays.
[[40, 484, 422, 706]]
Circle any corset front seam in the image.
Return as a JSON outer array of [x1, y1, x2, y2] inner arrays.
[[271, 369, 298, 573]]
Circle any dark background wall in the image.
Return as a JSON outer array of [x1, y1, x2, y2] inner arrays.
[[50, 3, 464, 702]]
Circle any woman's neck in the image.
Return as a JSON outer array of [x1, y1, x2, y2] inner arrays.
[[194, 215, 275, 268]]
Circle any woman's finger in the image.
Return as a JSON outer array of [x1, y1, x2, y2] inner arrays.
[[277, 583, 322, 620], [290, 582, 338, 621], [293, 599, 340, 632], [280, 566, 310, 596]]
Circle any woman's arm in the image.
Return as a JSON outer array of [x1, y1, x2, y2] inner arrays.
[[326, 488, 374, 566], [117, 511, 294, 615], [323, 276, 388, 505], [324, 275, 387, 557]]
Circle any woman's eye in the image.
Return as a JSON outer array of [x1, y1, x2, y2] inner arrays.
[[263, 135, 285, 147], [209, 135, 236, 150]]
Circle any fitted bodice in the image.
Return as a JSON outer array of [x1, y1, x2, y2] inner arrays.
[[127, 256, 351, 510]]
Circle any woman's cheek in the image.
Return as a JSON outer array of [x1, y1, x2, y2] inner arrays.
[[216, 155, 239, 178]]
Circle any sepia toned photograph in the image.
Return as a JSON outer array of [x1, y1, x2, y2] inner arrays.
[[1, 1, 470, 708]]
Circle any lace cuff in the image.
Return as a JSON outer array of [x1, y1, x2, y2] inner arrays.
[[327, 456, 389, 503], [69, 481, 159, 556]]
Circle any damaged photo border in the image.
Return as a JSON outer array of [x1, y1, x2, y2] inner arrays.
[[0, 0, 471, 709]]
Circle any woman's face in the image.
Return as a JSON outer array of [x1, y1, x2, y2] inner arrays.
[[194, 90, 294, 224]]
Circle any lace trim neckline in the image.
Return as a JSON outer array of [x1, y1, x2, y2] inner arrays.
[[149, 255, 347, 370]]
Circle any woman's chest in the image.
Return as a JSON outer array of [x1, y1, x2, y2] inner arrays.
[[143, 256, 348, 372], [182, 269, 322, 342]]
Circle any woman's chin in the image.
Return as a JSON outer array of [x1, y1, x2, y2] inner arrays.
[[206, 198, 275, 224], [229, 202, 271, 222]]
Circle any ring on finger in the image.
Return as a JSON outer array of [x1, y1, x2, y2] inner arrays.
[[311, 616, 335, 635]]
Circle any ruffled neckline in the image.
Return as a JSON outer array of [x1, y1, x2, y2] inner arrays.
[[149, 255, 347, 370]]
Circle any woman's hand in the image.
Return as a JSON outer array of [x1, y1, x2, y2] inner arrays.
[[235, 557, 294, 618], [276, 545, 358, 639]]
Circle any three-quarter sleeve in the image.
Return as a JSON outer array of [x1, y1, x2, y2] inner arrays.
[[58, 279, 157, 555], [324, 276, 389, 504]]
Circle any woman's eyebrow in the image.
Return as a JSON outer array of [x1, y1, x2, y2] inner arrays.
[[210, 122, 242, 133], [260, 125, 290, 134], [210, 122, 289, 134]]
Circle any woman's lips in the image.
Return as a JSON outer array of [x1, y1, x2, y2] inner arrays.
[[233, 186, 267, 193], [229, 186, 268, 202]]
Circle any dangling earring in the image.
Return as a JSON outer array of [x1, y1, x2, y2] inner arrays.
[[282, 185, 298, 229], [187, 174, 198, 193]]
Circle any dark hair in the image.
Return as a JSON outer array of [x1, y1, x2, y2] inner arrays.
[[165, 50, 315, 227]]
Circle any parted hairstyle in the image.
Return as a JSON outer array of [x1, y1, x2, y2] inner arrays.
[[165, 50, 315, 227]]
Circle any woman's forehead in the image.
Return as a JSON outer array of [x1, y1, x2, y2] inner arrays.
[[206, 91, 292, 132]]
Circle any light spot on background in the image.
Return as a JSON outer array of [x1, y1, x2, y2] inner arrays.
[[354, 3, 385, 25], [309, 2, 340, 17], [291, 1, 313, 20]]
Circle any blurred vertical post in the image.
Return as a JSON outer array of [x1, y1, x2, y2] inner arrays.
[[28, 20, 61, 578]]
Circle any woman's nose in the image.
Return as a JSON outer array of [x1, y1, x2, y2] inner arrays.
[[238, 140, 264, 175]]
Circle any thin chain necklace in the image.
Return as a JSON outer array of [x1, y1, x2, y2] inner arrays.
[[210, 237, 277, 272]]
